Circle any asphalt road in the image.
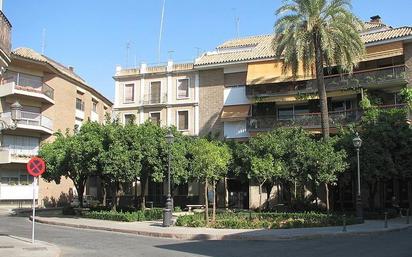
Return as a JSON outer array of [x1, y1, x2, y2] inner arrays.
[[0, 213, 411, 257]]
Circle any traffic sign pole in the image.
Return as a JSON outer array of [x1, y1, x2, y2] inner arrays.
[[32, 177, 36, 244]]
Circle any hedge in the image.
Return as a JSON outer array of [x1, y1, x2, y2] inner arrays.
[[176, 212, 359, 229], [84, 208, 163, 222]]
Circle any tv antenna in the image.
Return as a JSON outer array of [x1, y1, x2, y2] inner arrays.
[[41, 28, 46, 54], [158, 0, 167, 63]]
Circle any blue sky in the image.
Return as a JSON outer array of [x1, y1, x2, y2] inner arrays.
[[5, 0, 411, 101]]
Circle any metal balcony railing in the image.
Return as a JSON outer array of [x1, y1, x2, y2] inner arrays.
[[2, 75, 55, 100], [1, 111, 53, 131], [142, 94, 168, 105], [0, 10, 11, 56], [247, 104, 407, 131], [246, 65, 408, 98]]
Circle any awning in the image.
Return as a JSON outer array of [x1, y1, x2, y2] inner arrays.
[[221, 105, 251, 121], [363, 42, 403, 61], [246, 60, 314, 85]]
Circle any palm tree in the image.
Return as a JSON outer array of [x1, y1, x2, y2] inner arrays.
[[273, 0, 365, 139]]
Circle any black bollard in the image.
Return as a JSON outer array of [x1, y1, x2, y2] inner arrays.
[[384, 212, 388, 228], [407, 209, 410, 225], [342, 214, 347, 232]]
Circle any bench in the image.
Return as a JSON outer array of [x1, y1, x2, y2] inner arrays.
[[186, 204, 205, 212]]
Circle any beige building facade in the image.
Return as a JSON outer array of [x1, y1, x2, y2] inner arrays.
[[0, 47, 112, 206]]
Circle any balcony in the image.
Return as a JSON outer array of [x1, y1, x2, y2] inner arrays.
[[246, 65, 408, 98], [247, 104, 407, 132], [1, 111, 53, 134], [0, 10, 11, 66], [0, 77, 55, 104], [0, 147, 36, 164], [248, 109, 360, 132], [142, 94, 168, 106]]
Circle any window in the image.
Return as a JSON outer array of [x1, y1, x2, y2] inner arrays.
[[124, 84, 135, 103], [177, 111, 189, 131], [92, 100, 98, 112], [75, 117, 83, 131], [76, 98, 84, 111], [150, 112, 161, 126], [277, 107, 294, 120], [150, 82, 161, 103], [124, 114, 135, 125], [177, 79, 189, 99], [2, 135, 39, 156]]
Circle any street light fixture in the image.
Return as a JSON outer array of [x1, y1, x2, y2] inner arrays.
[[163, 130, 174, 227], [352, 132, 363, 222]]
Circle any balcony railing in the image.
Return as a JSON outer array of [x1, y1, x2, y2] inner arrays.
[[2, 76, 55, 100], [142, 94, 168, 105], [1, 111, 53, 131], [246, 65, 408, 98], [0, 10, 11, 56], [247, 104, 407, 131], [248, 110, 360, 131]]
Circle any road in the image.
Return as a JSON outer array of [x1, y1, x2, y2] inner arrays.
[[0, 213, 411, 257]]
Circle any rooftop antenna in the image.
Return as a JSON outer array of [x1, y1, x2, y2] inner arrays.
[[126, 41, 132, 68], [168, 50, 174, 61], [158, 0, 166, 63], [41, 28, 46, 54], [195, 47, 201, 57], [232, 8, 240, 38]]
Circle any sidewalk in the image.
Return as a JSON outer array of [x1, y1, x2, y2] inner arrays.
[[0, 234, 60, 257], [33, 215, 412, 241]]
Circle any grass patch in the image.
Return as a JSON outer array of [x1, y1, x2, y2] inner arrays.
[[176, 212, 359, 229], [84, 208, 163, 222]]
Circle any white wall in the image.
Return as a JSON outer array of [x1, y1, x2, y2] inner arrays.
[[0, 184, 38, 200], [224, 121, 249, 139], [224, 86, 249, 106]]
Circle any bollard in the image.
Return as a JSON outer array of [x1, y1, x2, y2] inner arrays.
[[407, 209, 410, 225], [384, 212, 388, 228], [249, 211, 252, 220], [342, 214, 347, 232]]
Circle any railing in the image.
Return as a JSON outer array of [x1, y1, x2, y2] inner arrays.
[[246, 65, 408, 98], [1, 111, 53, 131], [2, 76, 55, 100], [6, 146, 38, 157], [0, 10, 11, 56], [248, 110, 361, 130], [142, 94, 168, 105]]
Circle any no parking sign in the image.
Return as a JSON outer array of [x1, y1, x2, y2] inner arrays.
[[26, 157, 46, 244]]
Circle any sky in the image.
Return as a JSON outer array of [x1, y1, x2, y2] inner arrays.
[[4, 0, 412, 102]]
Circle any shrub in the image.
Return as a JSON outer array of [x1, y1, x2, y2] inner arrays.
[[84, 208, 163, 222], [176, 212, 359, 229]]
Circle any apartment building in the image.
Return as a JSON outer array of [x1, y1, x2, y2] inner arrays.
[[0, 47, 112, 206], [113, 61, 200, 136], [194, 16, 412, 209]]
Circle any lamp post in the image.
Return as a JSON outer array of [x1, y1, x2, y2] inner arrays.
[[163, 130, 174, 227], [0, 101, 22, 146], [353, 132, 363, 222]]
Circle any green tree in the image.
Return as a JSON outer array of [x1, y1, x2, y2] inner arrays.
[[189, 138, 231, 223], [273, 0, 365, 139], [39, 122, 103, 208], [308, 138, 348, 212]]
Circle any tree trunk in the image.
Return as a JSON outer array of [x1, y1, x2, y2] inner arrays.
[[314, 31, 330, 140], [112, 182, 118, 211], [140, 175, 148, 210], [265, 183, 273, 211], [76, 182, 86, 208], [224, 177, 229, 210], [325, 183, 330, 213], [102, 185, 107, 207], [134, 179, 138, 208], [368, 181, 377, 211], [259, 183, 263, 211], [212, 180, 216, 222], [204, 178, 209, 225]]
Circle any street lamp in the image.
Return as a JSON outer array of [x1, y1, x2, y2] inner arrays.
[[163, 130, 174, 227], [0, 101, 22, 146], [353, 132, 363, 222]]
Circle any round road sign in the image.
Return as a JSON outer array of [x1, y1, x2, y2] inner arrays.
[[26, 157, 46, 177]]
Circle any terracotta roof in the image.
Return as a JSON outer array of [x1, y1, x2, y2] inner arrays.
[[12, 47, 113, 105], [195, 25, 412, 67], [362, 22, 391, 32]]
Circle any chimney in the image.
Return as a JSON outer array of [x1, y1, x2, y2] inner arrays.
[[370, 15, 382, 23], [68, 66, 75, 72]]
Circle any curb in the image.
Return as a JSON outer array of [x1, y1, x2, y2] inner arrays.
[[6, 234, 61, 257], [31, 216, 412, 241]]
